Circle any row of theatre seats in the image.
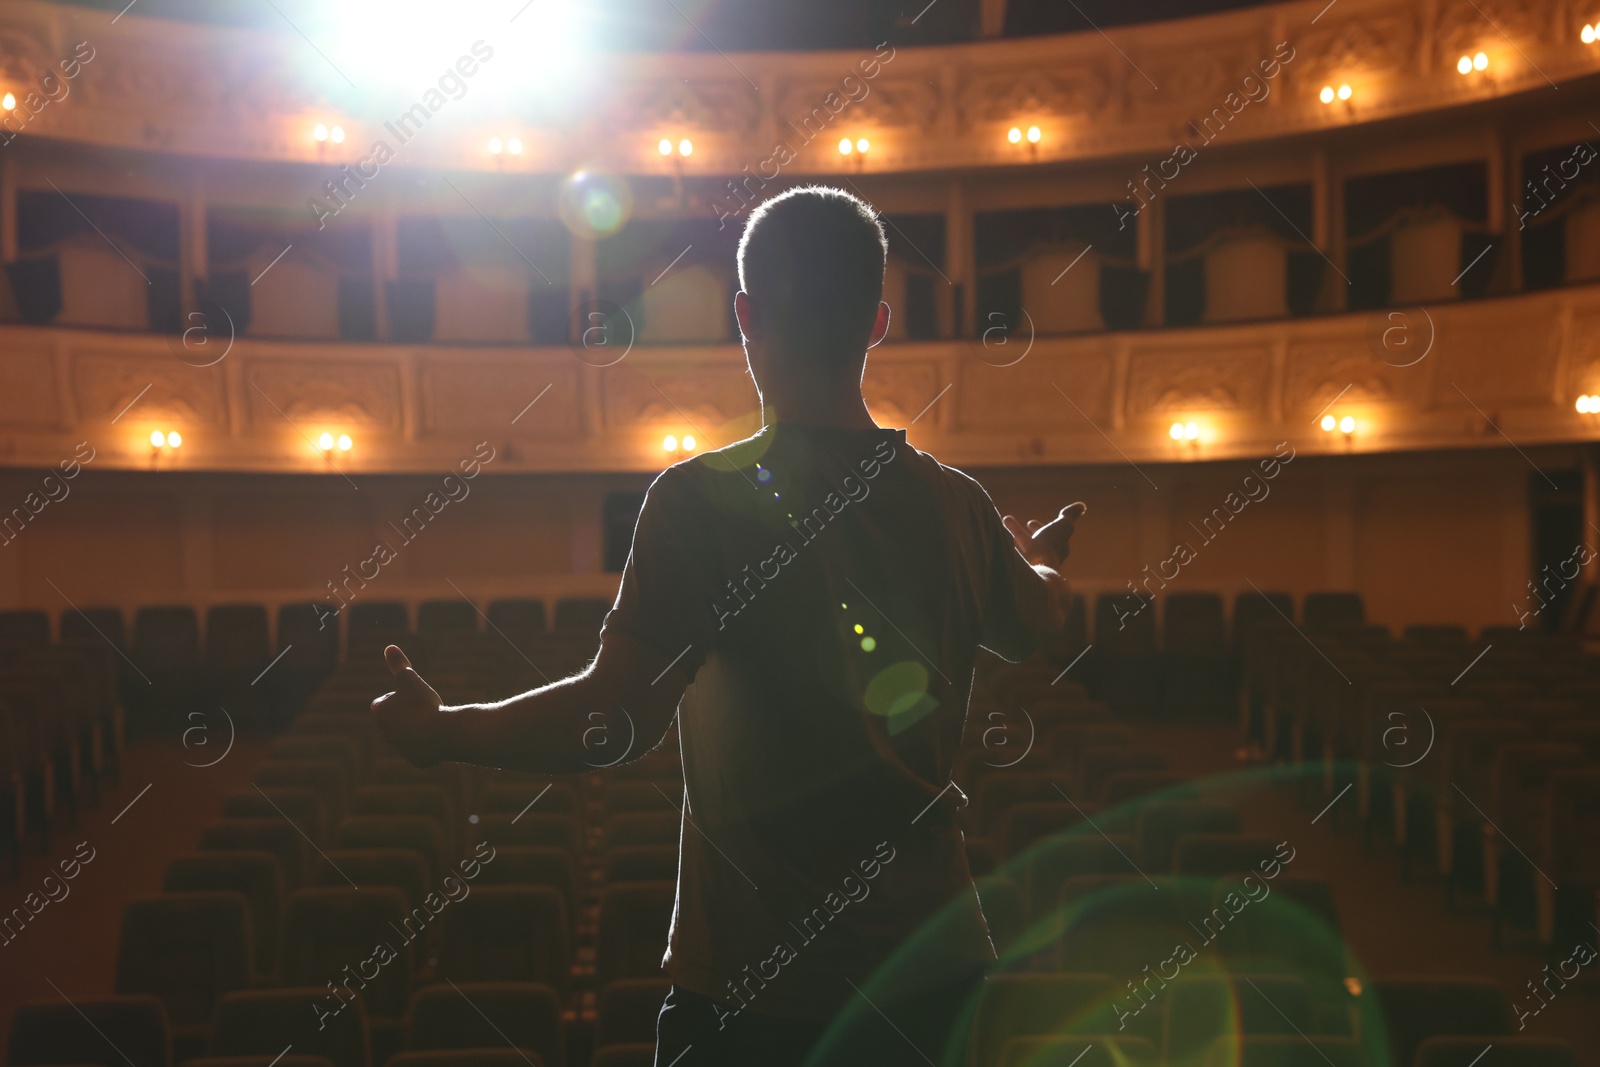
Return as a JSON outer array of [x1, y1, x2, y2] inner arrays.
[[0, 597, 613, 868], [4, 589, 1591, 1066], [1236, 598, 1600, 951]]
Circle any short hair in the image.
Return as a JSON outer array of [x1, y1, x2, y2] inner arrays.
[[736, 186, 887, 372]]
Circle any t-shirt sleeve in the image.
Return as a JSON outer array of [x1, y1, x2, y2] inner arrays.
[[967, 478, 1056, 662], [600, 466, 715, 682]]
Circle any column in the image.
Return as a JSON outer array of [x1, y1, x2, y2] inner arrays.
[[1, 154, 16, 263], [373, 207, 398, 340], [979, 0, 1008, 37], [945, 181, 973, 338], [1584, 445, 1600, 582], [1495, 128, 1523, 293], [179, 184, 207, 316], [1139, 196, 1165, 327], [569, 234, 597, 342]]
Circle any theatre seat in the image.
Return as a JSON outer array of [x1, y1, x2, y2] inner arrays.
[[968, 974, 1125, 1066], [223, 788, 328, 845], [405, 982, 562, 1067], [1301, 593, 1364, 633], [1163, 973, 1315, 1067], [474, 813, 582, 853], [604, 845, 678, 884], [209, 989, 370, 1067], [1024, 836, 1140, 924], [596, 882, 674, 985], [199, 820, 308, 891], [251, 759, 347, 826], [351, 785, 458, 858], [435, 886, 570, 991], [268, 736, 364, 782], [347, 602, 409, 661], [1056, 876, 1210, 979], [279, 888, 414, 1019], [1414, 1036, 1578, 1067], [1136, 802, 1241, 873], [1172, 835, 1282, 877], [473, 846, 578, 918], [1369, 977, 1513, 1067], [163, 852, 283, 976], [114, 894, 252, 1053], [604, 811, 678, 849], [204, 604, 272, 730], [7, 995, 171, 1067], [335, 816, 448, 885], [314, 849, 431, 911], [551, 598, 609, 637], [0, 609, 50, 644]]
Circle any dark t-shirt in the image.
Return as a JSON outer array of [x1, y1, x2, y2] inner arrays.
[[601, 422, 1053, 1018]]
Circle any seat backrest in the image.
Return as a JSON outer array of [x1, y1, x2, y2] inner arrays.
[[7, 994, 172, 1067], [968, 973, 1123, 1066], [253, 759, 349, 825], [479, 781, 578, 815], [1163, 593, 1227, 656], [1371, 977, 1514, 1067], [1172, 834, 1280, 877], [334, 817, 447, 885], [133, 606, 201, 671], [315, 849, 431, 911], [162, 851, 283, 974], [276, 603, 341, 673], [1056, 876, 1209, 981], [435, 886, 570, 991], [604, 811, 679, 850], [205, 604, 271, 672], [596, 978, 671, 1048], [551, 597, 610, 636], [1094, 592, 1157, 653], [1136, 802, 1242, 873], [1302, 592, 1364, 632], [406, 981, 563, 1066], [199, 821, 308, 891], [60, 606, 127, 649], [604, 781, 677, 814], [1231, 592, 1292, 652], [1024, 834, 1140, 922], [472, 846, 577, 915], [0, 609, 51, 644], [279, 888, 413, 1018], [223, 789, 328, 846], [1222, 1035, 1367, 1067], [596, 882, 675, 985], [268, 736, 364, 780], [417, 600, 480, 641], [603, 845, 679, 884], [1414, 1036, 1577, 1067], [115, 893, 252, 1026], [1164, 973, 1314, 1066], [346, 601, 409, 658], [485, 599, 546, 644], [475, 813, 582, 853], [210, 988, 370, 1067]]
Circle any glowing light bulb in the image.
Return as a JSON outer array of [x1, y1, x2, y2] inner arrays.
[[330, 125, 345, 144], [853, 624, 864, 634], [658, 138, 672, 155], [1339, 415, 1356, 434], [150, 430, 166, 447], [318, 432, 334, 451], [1321, 414, 1337, 431], [677, 138, 693, 157], [1184, 422, 1200, 440], [856, 138, 870, 153], [682, 435, 696, 451], [1585, 24, 1597, 43], [1578, 395, 1599, 414], [1457, 55, 1474, 74], [2, 93, 15, 111], [1007, 126, 1022, 144], [1337, 84, 1352, 100], [1474, 51, 1488, 70], [838, 138, 853, 155], [1026, 125, 1041, 143], [166, 430, 182, 448], [337, 434, 352, 451], [488, 137, 503, 155], [1169, 422, 1185, 440], [313, 124, 329, 142], [663, 434, 678, 452], [1320, 86, 1335, 103], [508, 137, 522, 156]]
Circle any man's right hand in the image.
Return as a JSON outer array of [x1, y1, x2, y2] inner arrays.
[[370, 644, 448, 768], [1003, 502, 1087, 570]]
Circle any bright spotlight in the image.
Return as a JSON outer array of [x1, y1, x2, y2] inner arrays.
[[1183, 422, 1200, 440], [1339, 415, 1356, 434], [1321, 414, 1337, 431], [313, 124, 329, 142], [1337, 84, 1352, 100], [1457, 55, 1474, 74], [1007, 126, 1022, 144], [1026, 125, 1041, 143], [1473, 51, 1488, 70], [677, 138, 693, 157], [1169, 422, 1184, 440], [167, 431, 183, 448], [337, 434, 353, 451], [150, 430, 166, 447], [318, 432, 334, 451], [838, 138, 853, 155], [856, 138, 870, 153], [662, 434, 678, 452], [1585, 24, 1597, 43], [1, 93, 14, 111], [1320, 86, 1335, 103], [682, 435, 696, 451]]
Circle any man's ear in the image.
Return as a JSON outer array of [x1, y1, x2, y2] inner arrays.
[[734, 291, 757, 342], [866, 300, 890, 349]]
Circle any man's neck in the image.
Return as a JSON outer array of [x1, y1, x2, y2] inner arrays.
[[761, 391, 879, 430]]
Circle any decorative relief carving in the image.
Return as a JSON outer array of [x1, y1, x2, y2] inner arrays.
[[1126, 346, 1272, 416], [1435, 0, 1544, 57], [955, 65, 1112, 128], [1430, 314, 1558, 408], [420, 358, 583, 439], [74, 353, 229, 424], [1284, 340, 1420, 412], [601, 361, 759, 432], [0, 348, 60, 428], [245, 360, 401, 427], [1301, 13, 1419, 81], [957, 344, 1115, 428], [622, 78, 762, 135], [862, 360, 943, 424]]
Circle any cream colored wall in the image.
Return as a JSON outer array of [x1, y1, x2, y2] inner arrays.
[[0, 446, 1550, 641]]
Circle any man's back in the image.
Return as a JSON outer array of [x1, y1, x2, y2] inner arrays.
[[604, 422, 1051, 1018]]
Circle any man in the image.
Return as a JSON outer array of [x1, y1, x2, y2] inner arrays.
[[372, 186, 1083, 1066]]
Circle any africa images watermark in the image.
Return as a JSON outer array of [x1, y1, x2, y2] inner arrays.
[[712, 41, 897, 231], [1513, 540, 1593, 630], [0, 841, 97, 949], [307, 40, 497, 229], [1113, 442, 1297, 630], [1112, 41, 1297, 230], [0, 40, 97, 147], [710, 438, 899, 630], [0, 441, 98, 547], [312, 441, 497, 630]]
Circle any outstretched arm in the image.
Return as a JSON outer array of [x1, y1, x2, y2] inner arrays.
[[370, 629, 689, 775]]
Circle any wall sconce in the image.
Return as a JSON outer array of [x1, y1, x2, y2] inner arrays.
[[1320, 413, 1358, 435], [313, 123, 345, 144], [1576, 394, 1600, 414], [149, 429, 182, 449], [317, 432, 353, 455], [1, 93, 14, 111], [1168, 421, 1200, 441], [1319, 84, 1352, 104], [1584, 23, 1599, 43], [1456, 51, 1488, 74], [662, 433, 697, 459]]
